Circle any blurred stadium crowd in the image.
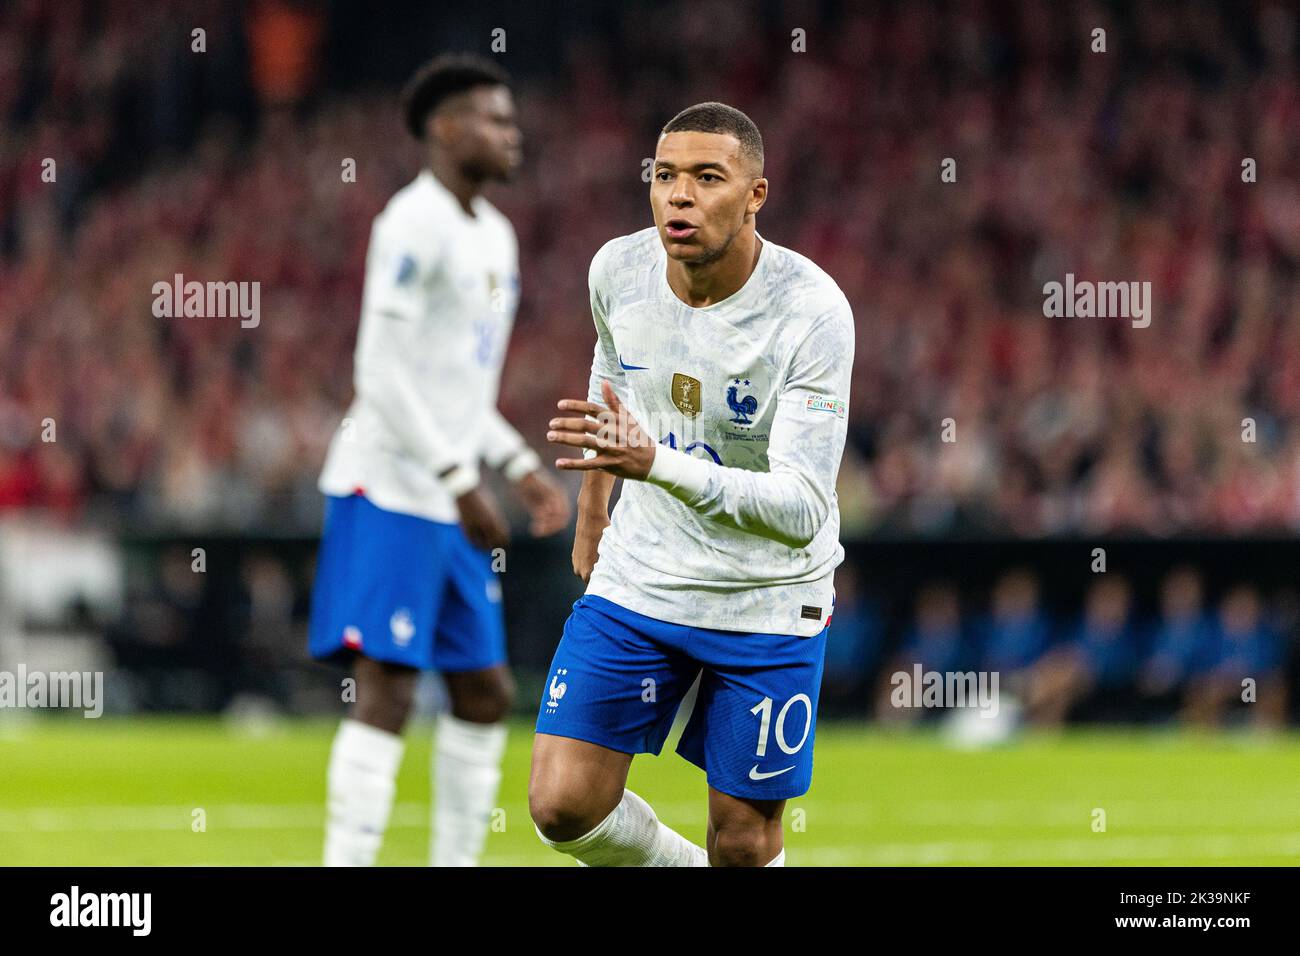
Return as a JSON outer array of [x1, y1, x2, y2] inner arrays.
[[2, 0, 1299, 536], [1, 1, 1298, 725]]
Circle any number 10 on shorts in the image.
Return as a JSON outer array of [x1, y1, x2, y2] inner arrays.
[[751, 694, 813, 756]]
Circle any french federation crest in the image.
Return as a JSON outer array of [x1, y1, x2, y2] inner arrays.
[[726, 378, 759, 425], [546, 668, 569, 711], [671, 373, 702, 417], [390, 608, 415, 647]]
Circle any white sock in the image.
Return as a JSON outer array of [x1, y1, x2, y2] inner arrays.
[[535, 789, 708, 867], [765, 848, 786, 867], [323, 718, 404, 866], [430, 714, 507, 866]]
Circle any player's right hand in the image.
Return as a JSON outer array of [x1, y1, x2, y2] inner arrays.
[[456, 486, 510, 553], [571, 511, 609, 583], [548, 380, 656, 481]]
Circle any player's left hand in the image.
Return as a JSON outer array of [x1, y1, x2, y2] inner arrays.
[[515, 467, 571, 536], [548, 380, 656, 480]]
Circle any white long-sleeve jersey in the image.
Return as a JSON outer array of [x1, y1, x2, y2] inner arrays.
[[584, 227, 855, 637], [319, 169, 538, 522]]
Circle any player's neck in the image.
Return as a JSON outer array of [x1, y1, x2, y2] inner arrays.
[[427, 157, 481, 218], [667, 230, 762, 308]]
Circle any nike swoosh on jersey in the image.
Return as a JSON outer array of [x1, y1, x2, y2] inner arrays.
[[618, 355, 648, 370], [749, 764, 796, 781]]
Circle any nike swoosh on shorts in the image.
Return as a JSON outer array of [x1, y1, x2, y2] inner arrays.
[[749, 764, 795, 781]]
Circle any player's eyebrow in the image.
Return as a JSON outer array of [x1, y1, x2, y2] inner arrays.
[[653, 160, 729, 173]]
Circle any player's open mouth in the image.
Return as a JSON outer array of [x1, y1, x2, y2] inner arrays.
[[665, 219, 698, 240]]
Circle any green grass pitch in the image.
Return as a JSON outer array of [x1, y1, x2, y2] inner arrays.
[[2, 717, 1298, 865]]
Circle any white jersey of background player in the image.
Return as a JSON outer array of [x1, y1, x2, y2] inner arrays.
[[308, 54, 568, 868]]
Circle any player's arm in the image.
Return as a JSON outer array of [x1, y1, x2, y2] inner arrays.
[[354, 218, 507, 548], [572, 469, 616, 583], [476, 218, 568, 537], [352, 217, 465, 482], [481, 408, 540, 479], [551, 301, 854, 550], [569, 324, 621, 578], [568, 241, 627, 580]]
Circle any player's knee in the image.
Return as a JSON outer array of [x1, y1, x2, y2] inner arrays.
[[710, 823, 776, 867], [449, 669, 516, 724], [350, 672, 415, 734], [528, 783, 602, 844], [352, 693, 411, 735]]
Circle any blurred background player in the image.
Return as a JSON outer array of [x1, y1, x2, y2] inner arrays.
[[975, 568, 1053, 697], [1137, 567, 1216, 715], [873, 581, 966, 725], [306, 54, 570, 866], [1023, 575, 1139, 726], [1181, 584, 1287, 729]]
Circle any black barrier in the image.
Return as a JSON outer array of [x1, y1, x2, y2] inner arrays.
[[111, 533, 1300, 721]]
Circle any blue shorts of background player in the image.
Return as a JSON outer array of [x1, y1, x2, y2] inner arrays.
[[535, 594, 828, 801], [307, 492, 506, 672]]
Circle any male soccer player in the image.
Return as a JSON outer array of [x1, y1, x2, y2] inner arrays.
[[309, 54, 570, 867], [529, 102, 854, 867]]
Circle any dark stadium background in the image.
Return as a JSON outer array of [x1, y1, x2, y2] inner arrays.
[[1, 0, 1298, 728]]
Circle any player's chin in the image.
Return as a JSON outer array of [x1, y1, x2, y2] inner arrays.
[[497, 152, 523, 180], [661, 237, 707, 261], [478, 156, 519, 184]]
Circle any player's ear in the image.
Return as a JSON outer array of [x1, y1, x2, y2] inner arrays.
[[429, 111, 458, 149], [747, 177, 768, 216]]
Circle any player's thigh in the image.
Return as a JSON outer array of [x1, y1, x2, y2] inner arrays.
[[707, 787, 786, 828], [678, 626, 826, 802], [529, 733, 632, 839]]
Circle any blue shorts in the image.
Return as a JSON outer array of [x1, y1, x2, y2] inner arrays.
[[535, 594, 827, 800], [307, 493, 506, 672]]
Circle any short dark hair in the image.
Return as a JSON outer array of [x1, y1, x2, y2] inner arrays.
[[402, 53, 512, 140], [661, 101, 764, 175]]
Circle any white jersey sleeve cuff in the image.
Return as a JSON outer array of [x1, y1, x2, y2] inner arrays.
[[645, 445, 711, 501], [437, 463, 481, 498], [502, 448, 542, 482]]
